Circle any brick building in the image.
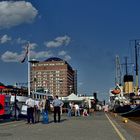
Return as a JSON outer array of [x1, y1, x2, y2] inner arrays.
[[30, 57, 77, 97]]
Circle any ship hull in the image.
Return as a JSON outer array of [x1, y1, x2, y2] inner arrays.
[[114, 104, 140, 117]]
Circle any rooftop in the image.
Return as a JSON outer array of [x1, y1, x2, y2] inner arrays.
[[44, 57, 63, 62]]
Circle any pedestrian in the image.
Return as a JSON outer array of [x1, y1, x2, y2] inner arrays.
[[25, 97, 35, 124], [15, 99, 20, 120], [83, 109, 89, 116], [82, 101, 89, 117], [91, 99, 96, 116], [44, 96, 51, 113], [103, 104, 109, 112], [34, 100, 41, 123], [40, 96, 50, 124], [52, 95, 64, 123], [71, 102, 75, 116], [67, 102, 72, 117], [74, 103, 80, 116]]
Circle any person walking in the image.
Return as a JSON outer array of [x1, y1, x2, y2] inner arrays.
[[25, 97, 35, 124], [52, 95, 64, 123]]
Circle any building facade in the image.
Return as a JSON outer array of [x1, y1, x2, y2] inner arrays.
[[30, 57, 77, 97]]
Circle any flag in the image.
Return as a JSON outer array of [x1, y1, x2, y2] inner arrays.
[[21, 43, 29, 63]]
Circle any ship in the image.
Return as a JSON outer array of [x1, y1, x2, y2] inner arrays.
[[109, 82, 140, 117], [109, 54, 140, 117]]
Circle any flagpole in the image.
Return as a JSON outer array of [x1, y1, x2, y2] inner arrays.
[[27, 42, 31, 97]]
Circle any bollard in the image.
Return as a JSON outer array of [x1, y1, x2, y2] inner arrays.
[[122, 118, 128, 123]]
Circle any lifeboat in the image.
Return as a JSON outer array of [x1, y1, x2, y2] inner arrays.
[[111, 89, 121, 95]]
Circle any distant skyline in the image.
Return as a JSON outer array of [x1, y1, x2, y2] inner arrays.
[[1, 0, 140, 101]]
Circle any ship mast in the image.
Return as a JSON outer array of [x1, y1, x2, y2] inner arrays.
[[124, 57, 128, 75], [135, 40, 139, 94], [115, 55, 122, 86]]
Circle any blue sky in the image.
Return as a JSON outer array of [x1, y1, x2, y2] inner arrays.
[[0, 0, 140, 101]]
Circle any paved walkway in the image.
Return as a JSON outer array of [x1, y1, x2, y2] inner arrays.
[[0, 112, 138, 140]]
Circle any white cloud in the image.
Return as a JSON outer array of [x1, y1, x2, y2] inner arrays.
[[1, 51, 21, 62], [58, 50, 67, 56], [1, 50, 54, 63], [45, 35, 71, 48], [0, 34, 11, 44], [0, 1, 38, 29], [16, 38, 27, 44], [16, 39, 37, 50], [30, 50, 53, 59], [21, 42, 37, 50], [64, 55, 71, 61], [58, 50, 71, 61], [28, 43, 37, 50]]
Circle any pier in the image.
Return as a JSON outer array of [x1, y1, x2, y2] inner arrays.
[[0, 112, 139, 140]]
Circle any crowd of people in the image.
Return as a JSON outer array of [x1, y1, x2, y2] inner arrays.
[[25, 95, 64, 124], [67, 100, 96, 117], [15, 95, 98, 124]]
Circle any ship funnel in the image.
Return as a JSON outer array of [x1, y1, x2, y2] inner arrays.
[[123, 75, 133, 94]]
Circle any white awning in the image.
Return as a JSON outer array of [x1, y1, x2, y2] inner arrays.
[[62, 93, 83, 101]]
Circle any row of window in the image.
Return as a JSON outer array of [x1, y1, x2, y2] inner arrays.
[[31, 77, 64, 82], [32, 74, 66, 78], [35, 63, 65, 66], [33, 70, 62, 74], [33, 84, 65, 94]]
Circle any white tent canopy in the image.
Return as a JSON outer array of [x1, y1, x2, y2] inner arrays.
[[62, 93, 83, 101]]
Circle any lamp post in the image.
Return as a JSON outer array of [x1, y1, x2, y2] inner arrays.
[[29, 59, 39, 97], [27, 43, 31, 97]]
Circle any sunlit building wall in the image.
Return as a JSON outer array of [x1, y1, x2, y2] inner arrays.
[[30, 57, 77, 97]]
